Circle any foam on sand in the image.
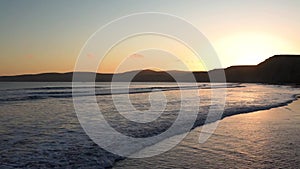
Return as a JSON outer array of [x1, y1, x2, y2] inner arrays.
[[114, 99, 300, 168]]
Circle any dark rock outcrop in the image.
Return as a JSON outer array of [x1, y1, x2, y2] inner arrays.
[[224, 55, 300, 84]]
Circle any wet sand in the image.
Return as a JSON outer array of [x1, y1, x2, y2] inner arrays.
[[113, 99, 300, 168]]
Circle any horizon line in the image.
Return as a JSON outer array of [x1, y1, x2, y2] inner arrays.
[[1, 54, 299, 77]]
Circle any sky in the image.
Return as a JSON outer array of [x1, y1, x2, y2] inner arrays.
[[0, 0, 300, 75]]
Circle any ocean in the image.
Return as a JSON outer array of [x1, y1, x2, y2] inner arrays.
[[0, 82, 299, 168]]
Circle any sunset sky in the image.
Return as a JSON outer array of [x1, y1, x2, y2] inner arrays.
[[1, 0, 300, 75]]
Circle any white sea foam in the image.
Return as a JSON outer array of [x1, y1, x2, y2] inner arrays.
[[0, 82, 298, 168]]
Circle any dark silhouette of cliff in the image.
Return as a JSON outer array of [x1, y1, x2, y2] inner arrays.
[[224, 55, 300, 83], [0, 55, 299, 84]]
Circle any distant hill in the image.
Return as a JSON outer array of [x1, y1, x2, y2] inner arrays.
[[0, 55, 299, 84], [224, 55, 300, 83]]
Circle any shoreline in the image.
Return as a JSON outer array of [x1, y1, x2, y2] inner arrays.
[[113, 97, 300, 168], [109, 95, 299, 167], [0, 82, 298, 168]]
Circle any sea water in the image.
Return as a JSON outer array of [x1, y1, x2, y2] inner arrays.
[[0, 82, 298, 168]]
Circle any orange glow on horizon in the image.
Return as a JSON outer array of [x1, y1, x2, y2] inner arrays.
[[97, 34, 206, 74], [213, 32, 296, 67]]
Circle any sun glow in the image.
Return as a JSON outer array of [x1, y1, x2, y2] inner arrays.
[[214, 32, 292, 67], [98, 34, 206, 73]]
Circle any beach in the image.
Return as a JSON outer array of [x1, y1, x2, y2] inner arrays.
[[113, 99, 300, 168], [0, 83, 298, 168], [1, 1, 300, 168]]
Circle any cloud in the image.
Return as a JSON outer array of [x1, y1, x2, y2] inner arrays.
[[86, 53, 95, 59], [129, 53, 144, 58], [25, 54, 34, 59]]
